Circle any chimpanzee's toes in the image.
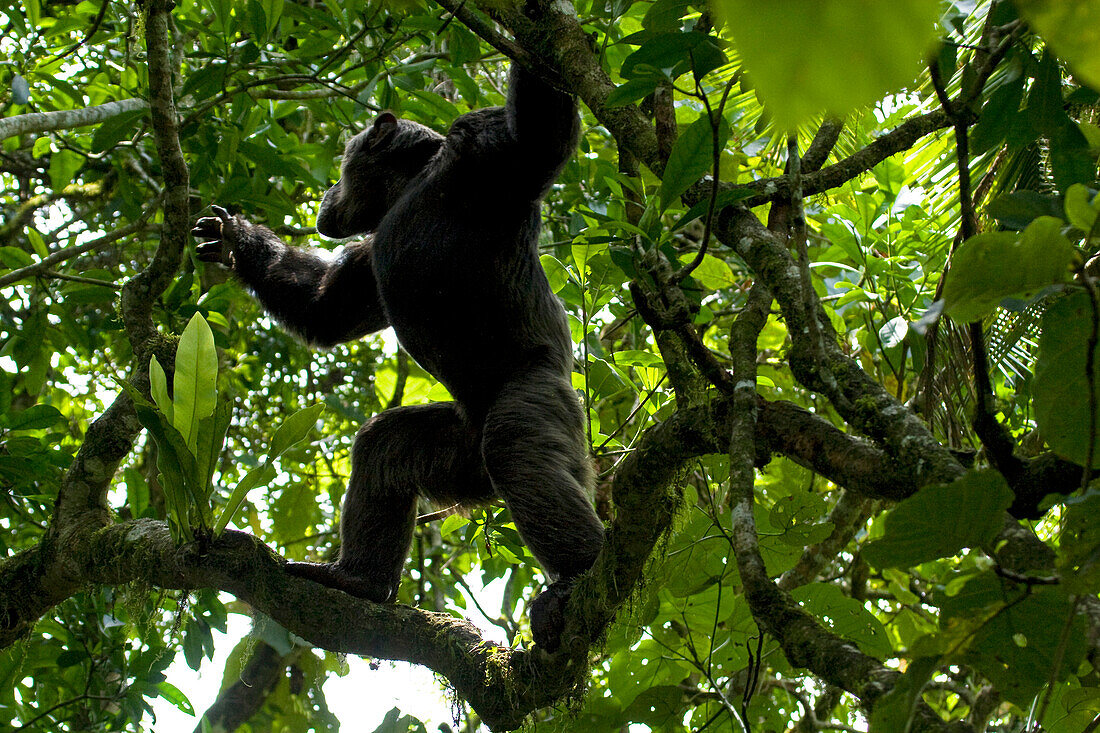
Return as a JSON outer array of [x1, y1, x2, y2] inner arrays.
[[285, 560, 396, 603], [530, 580, 574, 652]]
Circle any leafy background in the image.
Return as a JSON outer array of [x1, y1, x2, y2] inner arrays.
[[2, 0, 1100, 731]]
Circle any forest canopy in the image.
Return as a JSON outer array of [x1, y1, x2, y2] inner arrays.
[[2, 0, 1100, 731]]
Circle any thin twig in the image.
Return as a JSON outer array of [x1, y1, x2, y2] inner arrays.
[[678, 73, 737, 282], [51, 0, 111, 64]]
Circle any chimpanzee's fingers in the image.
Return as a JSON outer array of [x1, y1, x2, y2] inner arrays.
[[195, 241, 224, 262], [211, 204, 230, 220], [192, 217, 222, 236]]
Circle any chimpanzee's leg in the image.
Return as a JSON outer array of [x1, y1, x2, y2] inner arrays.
[[481, 367, 605, 647], [287, 402, 490, 600]]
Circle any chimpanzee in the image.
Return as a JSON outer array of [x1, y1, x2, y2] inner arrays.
[[191, 64, 604, 649]]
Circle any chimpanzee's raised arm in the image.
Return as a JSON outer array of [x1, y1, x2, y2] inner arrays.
[[193, 207, 388, 347], [504, 64, 580, 194]]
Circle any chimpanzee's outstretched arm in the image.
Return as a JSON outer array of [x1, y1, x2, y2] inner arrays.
[[193, 207, 388, 346], [504, 64, 580, 194]]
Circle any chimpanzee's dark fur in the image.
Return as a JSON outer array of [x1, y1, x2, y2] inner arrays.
[[192, 65, 605, 650]]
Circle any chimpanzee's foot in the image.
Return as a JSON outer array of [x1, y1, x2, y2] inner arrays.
[[530, 580, 575, 652], [285, 561, 396, 602]]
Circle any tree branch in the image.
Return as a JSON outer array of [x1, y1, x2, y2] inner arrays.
[[0, 98, 148, 142], [118, 0, 190, 349], [0, 220, 153, 289]]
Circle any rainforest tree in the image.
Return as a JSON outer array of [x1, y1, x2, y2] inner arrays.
[[1, 0, 1099, 731]]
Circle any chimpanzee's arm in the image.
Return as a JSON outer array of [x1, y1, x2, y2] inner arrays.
[[504, 64, 580, 192], [193, 207, 388, 347]]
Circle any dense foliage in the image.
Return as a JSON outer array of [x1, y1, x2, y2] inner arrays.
[[2, 0, 1100, 730]]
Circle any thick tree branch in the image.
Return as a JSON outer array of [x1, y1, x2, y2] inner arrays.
[[717, 209, 965, 484], [729, 110, 951, 208], [726, 283, 964, 733], [195, 642, 296, 733], [0, 98, 148, 142]]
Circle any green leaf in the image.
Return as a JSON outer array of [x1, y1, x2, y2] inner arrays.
[[90, 108, 148, 154], [173, 313, 218, 454], [0, 246, 34, 269], [156, 681, 195, 715], [195, 399, 233, 499], [571, 240, 609, 272], [1035, 292, 1100, 467], [31, 136, 51, 158], [613, 350, 665, 368], [971, 75, 1025, 154], [863, 471, 1014, 568], [25, 228, 47, 258], [539, 254, 571, 294], [0, 404, 64, 431], [372, 707, 428, 733], [791, 583, 892, 658], [620, 31, 727, 82], [869, 656, 940, 732], [48, 149, 83, 191], [1061, 491, 1100, 593], [671, 187, 754, 231], [149, 356, 174, 424], [440, 514, 470, 536], [659, 113, 730, 211], [1064, 183, 1100, 234], [271, 484, 318, 543], [261, 0, 284, 34], [939, 575, 1087, 706], [1016, 0, 1100, 91], [677, 252, 735, 290], [942, 217, 1076, 323], [986, 190, 1064, 231], [642, 0, 693, 32], [270, 403, 324, 460], [134, 403, 201, 540], [248, 0, 268, 41], [124, 466, 150, 519], [604, 78, 660, 109], [712, 0, 941, 129], [214, 463, 277, 535]]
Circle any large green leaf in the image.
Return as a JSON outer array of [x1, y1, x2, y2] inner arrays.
[[1034, 291, 1100, 467], [149, 356, 174, 424], [269, 403, 324, 460], [942, 216, 1077, 323], [659, 112, 730, 211], [863, 471, 1013, 568], [1016, 0, 1100, 91], [134, 403, 202, 540], [1060, 491, 1100, 593], [194, 399, 233, 500], [938, 574, 1087, 706], [1064, 183, 1100, 234], [712, 0, 940, 129], [0, 404, 64, 431], [173, 313, 218, 454], [791, 583, 892, 658], [619, 31, 727, 82], [47, 149, 83, 191]]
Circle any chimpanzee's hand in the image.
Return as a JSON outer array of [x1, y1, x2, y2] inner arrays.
[[192, 205, 247, 267]]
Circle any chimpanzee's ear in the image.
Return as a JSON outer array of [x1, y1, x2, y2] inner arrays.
[[367, 112, 398, 149]]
